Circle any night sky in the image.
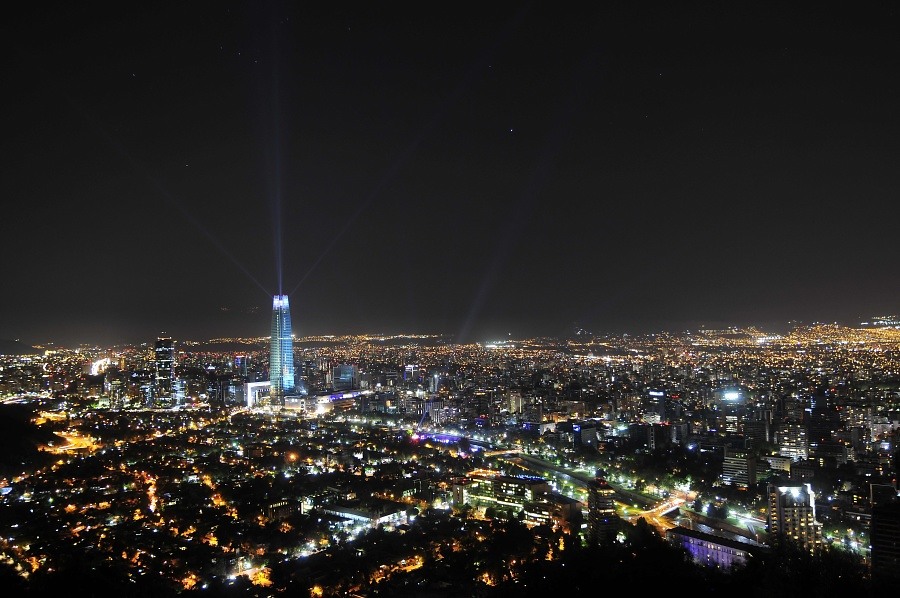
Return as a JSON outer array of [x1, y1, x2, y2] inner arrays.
[[3, 2, 900, 347]]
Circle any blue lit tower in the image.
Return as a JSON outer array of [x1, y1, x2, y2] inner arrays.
[[269, 294, 295, 404], [154, 336, 175, 405]]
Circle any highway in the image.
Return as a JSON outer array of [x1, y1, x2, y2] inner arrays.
[[497, 452, 687, 535]]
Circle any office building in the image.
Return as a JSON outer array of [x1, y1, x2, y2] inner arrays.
[[777, 421, 809, 460], [332, 364, 359, 391], [721, 449, 757, 488], [453, 473, 551, 515], [871, 500, 900, 585], [269, 294, 294, 404], [586, 478, 619, 546], [234, 354, 249, 378], [154, 336, 175, 404]]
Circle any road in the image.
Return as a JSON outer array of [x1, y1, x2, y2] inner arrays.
[[497, 452, 686, 535]]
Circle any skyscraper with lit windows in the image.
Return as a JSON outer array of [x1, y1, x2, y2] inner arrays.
[[766, 483, 824, 554], [269, 294, 294, 404], [154, 335, 175, 405], [587, 477, 619, 546]]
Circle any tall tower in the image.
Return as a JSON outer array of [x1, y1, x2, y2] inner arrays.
[[586, 477, 619, 546], [270, 295, 294, 404], [154, 336, 175, 405]]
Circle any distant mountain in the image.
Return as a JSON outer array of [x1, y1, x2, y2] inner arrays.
[[0, 339, 40, 356]]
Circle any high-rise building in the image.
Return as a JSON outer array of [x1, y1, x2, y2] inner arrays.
[[586, 478, 619, 546], [721, 449, 757, 489], [766, 483, 824, 554], [870, 499, 900, 585], [234, 354, 249, 378], [269, 295, 294, 404], [645, 389, 666, 422], [332, 364, 359, 391], [777, 421, 809, 460], [154, 336, 175, 404]]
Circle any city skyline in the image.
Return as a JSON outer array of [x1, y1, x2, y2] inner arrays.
[[4, 3, 899, 347]]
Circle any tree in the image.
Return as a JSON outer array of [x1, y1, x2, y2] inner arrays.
[[453, 503, 473, 519], [456, 437, 471, 455]]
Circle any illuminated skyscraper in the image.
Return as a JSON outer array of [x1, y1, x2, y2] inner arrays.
[[721, 448, 757, 488], [154, 336, 175, 405], [586, 477, 619, 546], [269, 294, 294, 404]]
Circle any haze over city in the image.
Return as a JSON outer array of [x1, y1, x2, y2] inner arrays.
[[3, 2, 898, 347]]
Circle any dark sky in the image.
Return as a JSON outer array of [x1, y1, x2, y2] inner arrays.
[[3, 2, 900, 346]]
